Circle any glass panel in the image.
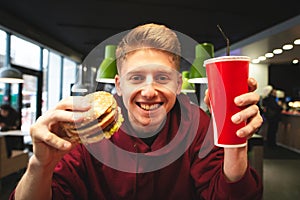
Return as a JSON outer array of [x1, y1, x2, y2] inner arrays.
[[21, 74, 37, 131], [11, 35, 40, 70], [48, 51, 61, 109], [11, 83, 20, 110], [0, 82, 6, 103], [62, 58, 76, 98], [0, 29, 6, 68]]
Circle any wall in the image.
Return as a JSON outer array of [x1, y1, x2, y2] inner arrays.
[[249, 63, 269, 97]]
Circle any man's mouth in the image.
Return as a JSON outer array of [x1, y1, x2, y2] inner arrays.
[[137, 103, 162, 111]]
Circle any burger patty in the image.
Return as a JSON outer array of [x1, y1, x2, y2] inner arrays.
[[62, 91, 116, 130], [67, 106, 118, 136], [65, 107, 123, 144], [61, 91, 123, 144]]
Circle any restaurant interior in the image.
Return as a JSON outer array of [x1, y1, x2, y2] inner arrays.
[[0, 1, 299, 199]]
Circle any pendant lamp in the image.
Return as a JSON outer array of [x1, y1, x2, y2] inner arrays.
[[0, 32, 24, 83], [189, 43, 214, 79], [0, 65, 24, 83], [96, 45, 117, 83]]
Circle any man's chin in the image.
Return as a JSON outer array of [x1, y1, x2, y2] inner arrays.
[[141, 118, 166, 133], [130, 117, 165, 134]]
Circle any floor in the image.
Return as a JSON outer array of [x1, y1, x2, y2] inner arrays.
[[1, 145, 300, 200], [263, 145, 300, 200]]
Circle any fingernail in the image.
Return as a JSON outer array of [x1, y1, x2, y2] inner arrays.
[[232, 114, 241, 123], [64, 142, 71, 149], [235, 97, 243, 104], [73, 112, 82, 120], [237, 130, 244, 137]]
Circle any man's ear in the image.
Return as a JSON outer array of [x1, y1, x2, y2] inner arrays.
[[115, 75, 122, 96], [176, 74, 182, 95]]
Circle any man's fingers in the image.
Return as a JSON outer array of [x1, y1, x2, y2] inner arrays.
[[248, 77, 257, 92], [231, 105, 263, 138], [234, 92, 260, 107], [42, 131, 72, 150]]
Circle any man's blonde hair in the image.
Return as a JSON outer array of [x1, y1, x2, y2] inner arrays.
[[116, 23, 181, 73]]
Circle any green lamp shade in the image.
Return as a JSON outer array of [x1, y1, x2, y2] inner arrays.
[[96, 45, 117, 82], [189, 43, 214, 79], [104, 45, 117, 58], [0, 67, 24, 83], [195, 43, 214, 58]]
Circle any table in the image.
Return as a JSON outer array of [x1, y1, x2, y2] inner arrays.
[[0, 130, 29, 137], [0, 130, 31, 152]]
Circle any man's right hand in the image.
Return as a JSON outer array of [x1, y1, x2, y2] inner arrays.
[[29, 95, 91, 170]]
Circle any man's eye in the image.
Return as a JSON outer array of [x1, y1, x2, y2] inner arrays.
[[129, 75, 144, 83], [156, 75, 170, 83]]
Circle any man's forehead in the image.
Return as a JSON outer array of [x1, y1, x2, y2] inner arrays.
[[119, 49, 178, 73]]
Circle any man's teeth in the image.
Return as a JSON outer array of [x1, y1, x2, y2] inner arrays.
[[140, 103, 160, 110]]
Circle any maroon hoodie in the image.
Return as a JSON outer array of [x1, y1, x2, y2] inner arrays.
[[10, 94, 263, 199]]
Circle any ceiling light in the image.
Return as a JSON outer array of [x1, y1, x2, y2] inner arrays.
[[273, 48, 283, 54], [71, 84, 88, 93], [258, 56, 266, 61], [265, 53, 274, 58], [282, 44, 293, 50], [292, 59, 299, 64], [71, 64, 88, 95], [294, 39, 300, 45], [252, 59, 260, 64]]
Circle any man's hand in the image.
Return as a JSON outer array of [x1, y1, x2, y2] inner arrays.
[[231, 78, 263, 139], [30, 96, 91, 169]]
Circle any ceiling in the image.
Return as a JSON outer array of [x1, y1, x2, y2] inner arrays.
[[0, 0, 299, 65]]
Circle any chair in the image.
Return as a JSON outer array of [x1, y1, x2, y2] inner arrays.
[[0, 136, 29, 179]]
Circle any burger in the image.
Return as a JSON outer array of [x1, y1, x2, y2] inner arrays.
[[62, 91, 124, 144]]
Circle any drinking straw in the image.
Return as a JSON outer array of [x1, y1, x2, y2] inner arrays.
[[217, 24, 230, 56]]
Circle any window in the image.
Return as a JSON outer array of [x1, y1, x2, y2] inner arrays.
[[11, 35, 40, 70], [0, 27, 79, 130]]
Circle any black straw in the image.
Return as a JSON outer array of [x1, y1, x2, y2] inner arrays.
[[217, 24, 230, 56]]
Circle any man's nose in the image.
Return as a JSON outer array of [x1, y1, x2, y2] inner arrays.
[[141, 83, 158, 99]]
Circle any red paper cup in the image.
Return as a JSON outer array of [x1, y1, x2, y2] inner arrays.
[[204, 56, 250, 148]]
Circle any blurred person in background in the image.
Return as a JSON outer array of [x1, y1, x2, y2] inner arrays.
[[0, 104, 20, 131], [262, 85, 283, 147]]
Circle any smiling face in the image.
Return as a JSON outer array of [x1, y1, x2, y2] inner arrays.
[[115, 49, 182, 135]]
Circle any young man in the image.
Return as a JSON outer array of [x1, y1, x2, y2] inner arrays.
[[11, 23, 263, 199]]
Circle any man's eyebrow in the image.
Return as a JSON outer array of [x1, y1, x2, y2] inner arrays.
[[155, 69, 174, 74], [125, 70, 144, 76]]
